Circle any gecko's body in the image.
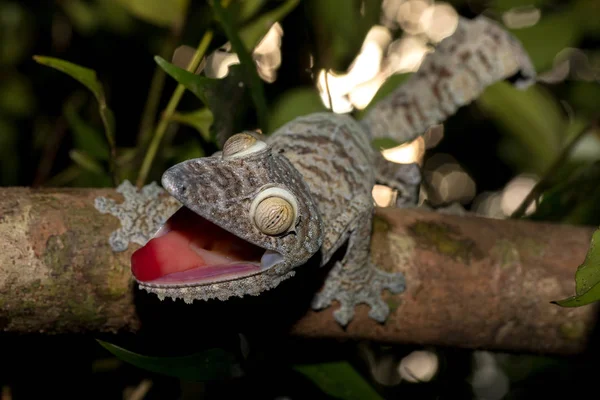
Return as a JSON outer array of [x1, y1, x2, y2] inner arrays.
[[265, 113, 419, 323], [130, 16, 537, 326]]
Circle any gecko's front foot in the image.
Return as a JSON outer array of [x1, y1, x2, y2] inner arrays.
[[312, 261, 406, 326]]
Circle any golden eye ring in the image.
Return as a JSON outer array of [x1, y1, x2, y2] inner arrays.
[[249, 187, 298, 236], [223, 132, 267, 158]]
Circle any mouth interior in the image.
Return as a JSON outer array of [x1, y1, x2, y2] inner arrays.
[[131, 206, 281, 285]]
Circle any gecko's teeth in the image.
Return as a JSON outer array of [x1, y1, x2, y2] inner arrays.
[[260, 250, 284, 269]]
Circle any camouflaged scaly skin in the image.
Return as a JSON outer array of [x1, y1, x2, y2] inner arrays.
[[267, 113, 411, 324], [95, 181, 181, 251], [361, 15, 536, 144], [138, 146, 324, 303], [118, 15, 536, 326]]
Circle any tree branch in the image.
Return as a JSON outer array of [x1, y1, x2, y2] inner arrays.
[[0, 188, 596, 355]]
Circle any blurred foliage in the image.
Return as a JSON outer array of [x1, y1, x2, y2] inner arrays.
[[97, 339, 242, 382], [294, 361, 385, 400], [33, 55, 118, 182], [1, 0, 598, 192], [1, 0, 600, 398], [112, 0, 189, 27]]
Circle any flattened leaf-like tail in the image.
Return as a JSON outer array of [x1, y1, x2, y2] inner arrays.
[[361, 15, 536, 144]]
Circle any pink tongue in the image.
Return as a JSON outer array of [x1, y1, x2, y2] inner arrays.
[[131, 207, 263, 283]]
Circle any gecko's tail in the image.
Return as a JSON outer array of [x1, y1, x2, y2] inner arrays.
[[360, 15, 537, 144]]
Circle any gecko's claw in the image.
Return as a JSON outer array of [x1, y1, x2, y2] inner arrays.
[[333, 301, 355, 326], [312, 261, 406, 326], [373, 268, 406, 294], [366, 299, 389, 323]]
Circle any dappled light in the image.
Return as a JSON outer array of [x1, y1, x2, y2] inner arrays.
[[423, 153, 476, 205], [373, 184, 396, 207], [502, 5, 541, 29], [199, 22, 284, 81], [420, 3, 458, 42], [317, 25, 391, 112], [204, 43, 240, 79], [317, 0, 458, 112], [385, 35, 431, 75], [500, 174, 539, 216], [470, 352, 510, 400], [472, 191, 505, 219], [471, 174, 539, 218], [172, 45, 206, 73], [382, 136, 425, 165], [252, 22, 283, 83], [539, 47, 599, 83], [422, 124, 444, 149], [398, 350, 439, 383]]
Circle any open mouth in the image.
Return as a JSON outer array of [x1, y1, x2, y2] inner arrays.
[[131, 206, 284, 285]]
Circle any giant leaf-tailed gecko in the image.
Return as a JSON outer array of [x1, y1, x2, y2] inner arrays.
[[128, 16, 536, 326]]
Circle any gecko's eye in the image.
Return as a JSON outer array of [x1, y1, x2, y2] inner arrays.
[[250, 187, 298, 236], [223, 132, 267, 158]]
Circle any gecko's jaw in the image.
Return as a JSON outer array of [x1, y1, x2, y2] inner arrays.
[[130, 207, 283, 286]]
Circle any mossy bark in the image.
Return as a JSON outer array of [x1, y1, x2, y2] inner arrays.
[[293, 208, 598, 354], [0, 188, 596, 355], [0, 187, 139, 334]]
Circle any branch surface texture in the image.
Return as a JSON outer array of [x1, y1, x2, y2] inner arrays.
[[0, 188, 596, 355]]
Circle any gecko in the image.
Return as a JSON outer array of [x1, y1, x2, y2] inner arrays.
[[128, 16, 536, 326]]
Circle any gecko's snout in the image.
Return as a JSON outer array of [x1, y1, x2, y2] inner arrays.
[[161, 165, 192, 199], [160, 167, 178, 195]]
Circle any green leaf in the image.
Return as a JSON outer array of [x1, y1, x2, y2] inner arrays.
[[355, 73, 412, 120], [97, 340, 241, 381], [306, 0, 382, 70], [568, 81, 600, 120], [528, 161, 600, 226], [60, 0, 99, 34], [69, 149, 106, 176], [477, 81, 566, 174], [154, 56, 215, 104], [372, 137, 402, 151], [112, 0, 188, 27], [553, 228, 600, 307], [34, 56, 103, 109], [156, 57, 252, 146], [170, 108, 213, 142], [267, 87, 327, 132], [33, 56, 117, 179], [508, 9, 582, 73], [64, 96, 110, 160], [212, 0, 268, 133], [238, 0, 299, 51], [294, 361, 383, 400], [236, 0, 268, 23]]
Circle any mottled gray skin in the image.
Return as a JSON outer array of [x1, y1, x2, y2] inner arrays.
[[362, 15, 536, 144], [268, 113, 417, 324], [138, 15, 537, 326], [139, 142, 324, 302]]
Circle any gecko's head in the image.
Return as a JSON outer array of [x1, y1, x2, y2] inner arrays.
[[131, 132, 323, 301]]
